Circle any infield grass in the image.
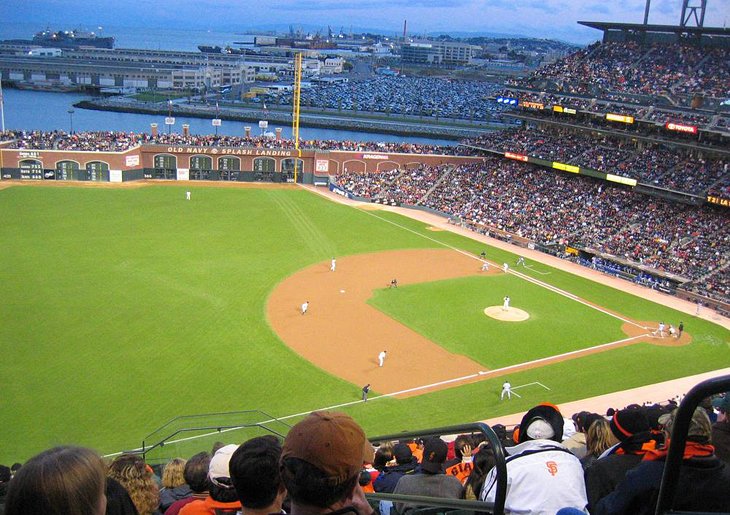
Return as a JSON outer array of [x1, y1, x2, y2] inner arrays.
[[1, 184, 728, 463]]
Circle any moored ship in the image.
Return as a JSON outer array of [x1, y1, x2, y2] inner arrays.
[[2, 28, 115, 49]]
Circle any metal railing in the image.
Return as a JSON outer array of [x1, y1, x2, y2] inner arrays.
[[655, 373, 730, 515]]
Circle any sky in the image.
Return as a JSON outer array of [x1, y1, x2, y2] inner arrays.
[[1, 0, 728, 44]]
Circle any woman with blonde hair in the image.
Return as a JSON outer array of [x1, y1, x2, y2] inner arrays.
[[107, 454, 160, 515], [5, 446, 107, 515], [159, 457, 192, 512], [582, 417, 616, 469]]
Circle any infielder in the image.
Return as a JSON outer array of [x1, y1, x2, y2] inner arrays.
[[503, 295, 510, 311], [503, 262, 509, 273], [330, 257, 336, 272], [378, 350, 387, 367], [481, 262, 489, 272], [301, 300, 309, 315], [186, 191, 191, 200], [501, 380, 512, 400]]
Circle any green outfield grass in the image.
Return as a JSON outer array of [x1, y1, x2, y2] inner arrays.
[[1, 184, 728, 463]]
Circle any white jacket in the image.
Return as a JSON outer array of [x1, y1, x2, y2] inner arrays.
[[480, 439, 588, 515]]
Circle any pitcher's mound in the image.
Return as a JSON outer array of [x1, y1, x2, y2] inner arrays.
[[484, 306, 530, 322]]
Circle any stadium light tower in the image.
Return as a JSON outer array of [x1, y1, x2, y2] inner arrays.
[[680, 0, 707, 27]]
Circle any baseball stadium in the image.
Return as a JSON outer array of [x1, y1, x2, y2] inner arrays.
[[1, 8, 730, 515]]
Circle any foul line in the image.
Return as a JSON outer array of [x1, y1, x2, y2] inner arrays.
[[359, 209, 645, 330], [105, 333, 646, 457], [524, 264, 550, 275]]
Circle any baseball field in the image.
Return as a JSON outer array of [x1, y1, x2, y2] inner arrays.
[[1, 182, 728, 463]]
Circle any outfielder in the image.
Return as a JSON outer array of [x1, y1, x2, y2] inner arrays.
[[186, 191, 191, 200]]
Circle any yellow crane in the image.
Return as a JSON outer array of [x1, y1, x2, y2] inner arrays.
[[292, 52, 303, 183]]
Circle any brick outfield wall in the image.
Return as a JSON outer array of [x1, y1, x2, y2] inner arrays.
[[0, 144, 485, 180]]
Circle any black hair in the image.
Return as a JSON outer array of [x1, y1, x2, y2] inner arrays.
[[230, 435, 283, 510], [210, 479, 239, 503], [280, 457, 358, 508]]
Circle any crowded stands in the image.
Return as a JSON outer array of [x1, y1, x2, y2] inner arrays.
[[333, 158, 729, 304], [3, 391, 729, 514]]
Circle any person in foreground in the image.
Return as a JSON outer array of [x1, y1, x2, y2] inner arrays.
[[480, 403, 588, 514], [280, 410, 375, 515], [4, 445, 107, 515], [179, 444, 241, 514], [392, 436, 463, 514], [593, 406, 730, 514], [230, 435, 287, 515]]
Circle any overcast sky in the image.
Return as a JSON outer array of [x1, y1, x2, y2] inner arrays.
[[2, 0, 728, 44]]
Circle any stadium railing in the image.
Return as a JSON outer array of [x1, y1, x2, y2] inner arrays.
[[138, 409, 291, 465]]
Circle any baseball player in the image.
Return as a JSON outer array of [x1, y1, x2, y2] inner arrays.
[[678, 321, 684, 338], [186, 191, 191, 200], [501, 380, 512, 400], [503, 262, 509, 273], [481, 262, 489, 272], [653, 321, 665, 337], [669, 324, 676, 337], [362, 384, 371, 401], [301, 300, 309, 315], [378, 350, 387, 367], [516, 256, 525, 267], [330, 257, 336, 272], [502, 295, 510, 311]]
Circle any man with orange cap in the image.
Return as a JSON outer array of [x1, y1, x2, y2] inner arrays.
[[280, 411, 375, 515]]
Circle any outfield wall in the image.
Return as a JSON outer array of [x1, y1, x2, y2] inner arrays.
[[0, 144, 483, 183]]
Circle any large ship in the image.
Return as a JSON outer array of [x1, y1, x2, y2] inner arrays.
[[2, 28, 115, 49]]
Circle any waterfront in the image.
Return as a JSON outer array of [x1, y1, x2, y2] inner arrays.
[[0, 21, 252, 53], [0, 88, 458, 145]]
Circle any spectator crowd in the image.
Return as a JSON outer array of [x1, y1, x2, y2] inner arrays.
[[334, 158, 729, 303], [2, 391, 729, 515]]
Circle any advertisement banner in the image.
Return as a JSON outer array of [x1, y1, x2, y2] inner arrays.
[[315, 159, 329, 172], [329, 183, 352, 199]]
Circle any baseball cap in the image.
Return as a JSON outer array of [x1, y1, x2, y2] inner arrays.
[[518, 404, 564, 443], [712, 395, 730, 413], [393, 443, 413, 465], [281, 411, 374, 485], [658, 407, 712, 442], [420, 437, 448, 473], [208, 444, 238, 487]]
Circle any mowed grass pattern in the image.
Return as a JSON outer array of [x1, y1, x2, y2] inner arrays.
[[1, 185, 728, 462]]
